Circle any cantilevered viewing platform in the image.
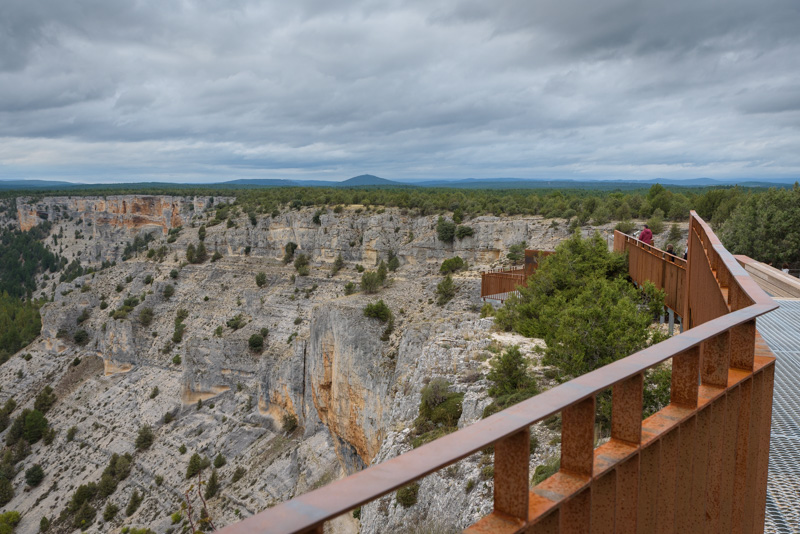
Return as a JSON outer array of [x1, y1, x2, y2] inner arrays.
[[219, 212, 785, 534]]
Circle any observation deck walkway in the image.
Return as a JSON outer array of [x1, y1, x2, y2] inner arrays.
[[758, 298, 800, 534]]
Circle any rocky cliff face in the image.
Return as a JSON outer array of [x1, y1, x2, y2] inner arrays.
[[0, 196, 632, 534]]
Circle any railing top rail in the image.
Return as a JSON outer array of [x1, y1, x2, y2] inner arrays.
[[615, 230, 687, 269], [219, 212, 778, 534]]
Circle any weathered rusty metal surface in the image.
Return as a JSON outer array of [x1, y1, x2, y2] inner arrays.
[[611, 373, 643, 445], [494, 430, 531, 521], [217, 212, 778, 534], [613, 230, 686, 315], [562, 397, 595, 477], [590, 471, 616, 534], [481, 250, 554, 301]]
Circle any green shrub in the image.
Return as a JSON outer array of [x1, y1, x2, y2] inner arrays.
[[255, 272, 267, 287], [363, 300, 392, 323], [396, 483, 419, 508], [455, 225, 474, 239], [23, 410, 48, 444], [178, 444, 186, 454], [25, 463, 45, 487], [163, 284, 175, 299], [40, 516, 50, 532], [440, 256, 466, 274], [73, 329, 89, 346], [138, 307, 154, 326], [103, 502, 119, 522], [186, 453, 205, 479], [135, 425, 154, 451], [149, 386, 159, 399], [169, 269, 178, 279], [614, 220, 635, 234], [73, 501, 96, 529], [480, 465, 494, 480], [213, 453, 226, 468], [482, 346, 539, 417], [412, 379, 464, 448], [67, 426, 77, 441], [248, 334, 264, 352], [480, 302, 495, 318], [125, 489, 142, 516], [204, 469, 219, 499], [331, 254, 345, 275], [283, 242, 298, 263], [647, 209, 666, 235], [211, 251, 223, 262], [34, 386, 56, 414], [436, 275, 456, 305], [0, 478, 13, 507], [360, 271, 381, 294], [344, 282, 356, 295], [387, 253, 400, 272], [76, 308, 90, 324], [506, 242, 526, 264], [436, 217, 456, 243], [231, 466, 246, 483], [227, 314, 246, 330], [172, 354, 181, 365]]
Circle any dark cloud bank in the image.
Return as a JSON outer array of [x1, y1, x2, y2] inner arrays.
[[1, 0, 799, 183]]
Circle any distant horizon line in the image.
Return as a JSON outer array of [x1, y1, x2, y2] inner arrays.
[[1, 175, 798, 185]]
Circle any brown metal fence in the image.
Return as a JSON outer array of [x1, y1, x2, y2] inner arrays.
[[219, 212, 777, 534], [480, 250, 555, 301], [614, 231, 687, 317]]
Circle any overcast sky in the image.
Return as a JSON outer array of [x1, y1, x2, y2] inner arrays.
[[2, 0, 799, 183]]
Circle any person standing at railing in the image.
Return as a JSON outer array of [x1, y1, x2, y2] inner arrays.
[[665, 243, 676, 261], [639, 224, 653, 246]]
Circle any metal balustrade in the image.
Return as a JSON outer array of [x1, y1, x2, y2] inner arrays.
[[219, 211, 777, 534]]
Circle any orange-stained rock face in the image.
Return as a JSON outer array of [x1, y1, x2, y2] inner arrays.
[[16, 195, 192, 234], [309, 335, 384, 465]]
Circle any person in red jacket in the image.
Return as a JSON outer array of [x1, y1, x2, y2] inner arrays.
[[639, 224, 653, 245]]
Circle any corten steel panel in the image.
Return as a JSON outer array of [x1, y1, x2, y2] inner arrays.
[[670, 347, 700, 408], [636, 441, 660, 534], [562, 398, 596, 477], [742, 370, 764, 534], [730, 320, 756, 371], [718, 384, 741, 534], [590, 471, 615, 534], [495, 430, 531, 521], [730, 378, 753, 534], [752, 364, 775, 534], [703, 397, 727, 534], [615, 456, 639, 534], [675, 417, 697, 534], [701, 331, 731, 387], [611, 374, 643, 445], [526, 509, 560, 534], [655, 429, 679, 534], [561, 488, 592, 534], [690, 407, 713, 528], [464, 512, 525, 534]]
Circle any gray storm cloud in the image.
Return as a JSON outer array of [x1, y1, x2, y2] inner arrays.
[[1, 0, 799, 182]]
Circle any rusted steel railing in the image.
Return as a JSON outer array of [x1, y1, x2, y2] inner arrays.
[[480, 250, 554, 301], [614, 231, 687, 316], [219, 212, 777, 534]]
